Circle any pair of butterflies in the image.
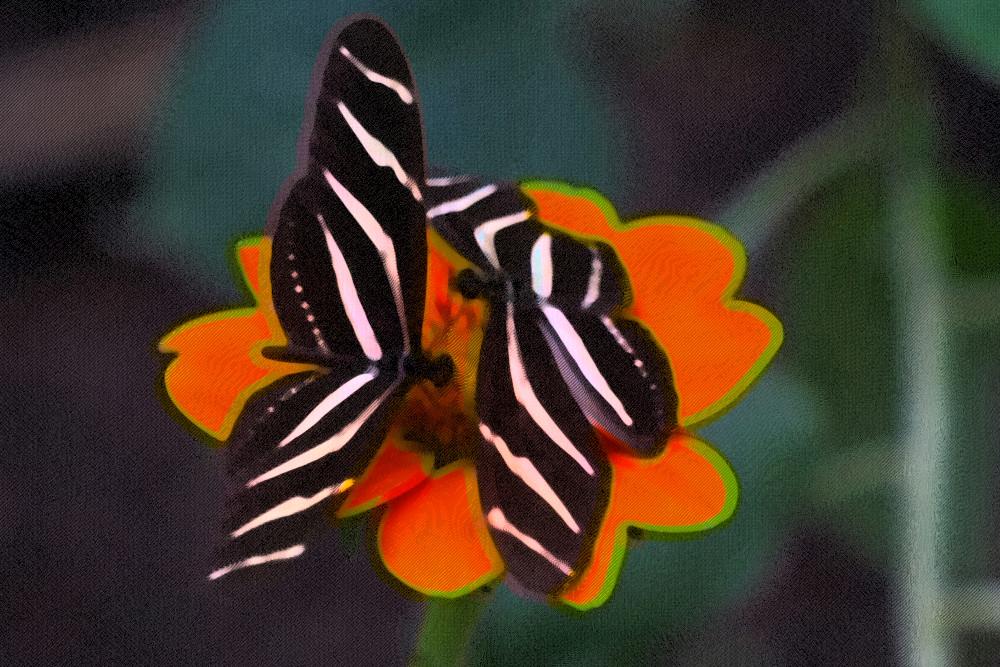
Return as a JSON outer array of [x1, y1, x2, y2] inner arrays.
[[214, 17, 678, 596]]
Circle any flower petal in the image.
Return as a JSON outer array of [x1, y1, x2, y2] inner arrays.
[[523, 182, 783, 426], [378, 464, 504, 597], [337, 435, 434, 518], [560, 432, 737, 610], [158, 237, 316, 440]]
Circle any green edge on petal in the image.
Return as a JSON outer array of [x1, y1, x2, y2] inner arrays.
[[519, 180, 785, 428], [158, 305, 264, 441], [157, 235, 273, 442], [561, 439, 740, 612]]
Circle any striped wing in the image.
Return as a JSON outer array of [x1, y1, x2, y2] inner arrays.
[[425, 175, 535, 271], [214, 367, 403, 579], [213, 18, 428, 578], [475, 303, 610, 595], [528, 230, 678, 456], [432, 178, 678, 456], [269, 17, 427, 361]]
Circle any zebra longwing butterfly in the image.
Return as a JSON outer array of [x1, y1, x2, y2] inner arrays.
[[424, 178, 680, 594], [212, 17, 453, 579]]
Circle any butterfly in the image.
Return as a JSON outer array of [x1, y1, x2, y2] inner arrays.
[[211, 17, 453, 579], [423, 177, 680, 594]]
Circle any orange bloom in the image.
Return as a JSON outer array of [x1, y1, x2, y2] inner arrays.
[[159, 181, 781, 609], [158, 238, 318, 442]]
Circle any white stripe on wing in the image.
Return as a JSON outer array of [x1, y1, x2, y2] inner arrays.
[[322, 168, 411, 355], [480, 423, 580, 533], [337, 100, 423, 202], [338, 46, 414, 104], [541, 305, 633, 427], [487, 507, 572, 576], [230, 479, 354, 538], [208, 544, 306, 580], [246, 382, 398, 488], [317, 213, 382, 361], [505, 303, 595, 475]]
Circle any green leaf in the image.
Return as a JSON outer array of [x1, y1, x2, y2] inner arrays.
[[907, 0, 1000, 81], [779, 168, 902, 563], [937, 172, 1000, 277], [782, 169, 897, 444]]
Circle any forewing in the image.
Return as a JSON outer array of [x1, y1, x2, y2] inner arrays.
[[543, 234, 631, 313], [425, 176, 536, 272], [270, 17, 428, 359], [485, 220, 675, 455], [539, 306, 678, 456], [212, 366, 402, 579], [475, 304, 609, 595]]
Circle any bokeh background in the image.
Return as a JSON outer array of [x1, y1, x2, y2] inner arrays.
[[3, 1, 999, 664]]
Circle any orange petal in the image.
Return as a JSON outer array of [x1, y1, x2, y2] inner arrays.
[[561, 432, 737, 610], [159, 237, 316, 441], [523, 182, 783, 426], [424, 231, 460, 333], [337, 435, 434, 518], [378, 463, 504, 597]]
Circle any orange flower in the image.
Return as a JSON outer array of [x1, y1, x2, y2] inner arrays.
[[158, 238, 318, 442], [158, 181, 781, 609]]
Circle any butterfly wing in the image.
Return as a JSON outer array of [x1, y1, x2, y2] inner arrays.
[[532, 231, 678, 456], [433, 179, 678, 455], [475, 302, 610, 595], [213, 17, 429, 577], [425, 175, 536, 272], [214, 366, 403, 578], [270, 17, 428, 361]]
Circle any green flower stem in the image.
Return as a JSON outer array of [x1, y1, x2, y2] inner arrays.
[[411, 591, 493, 666], [883, 20, 955, 667]]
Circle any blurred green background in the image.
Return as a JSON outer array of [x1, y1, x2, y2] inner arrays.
[[4, 0, 1000, 664]]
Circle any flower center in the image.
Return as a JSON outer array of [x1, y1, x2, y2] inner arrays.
[[395, 283, 486, 467]]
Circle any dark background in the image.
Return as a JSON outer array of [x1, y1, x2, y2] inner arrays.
[[3, 1, 999, 664]]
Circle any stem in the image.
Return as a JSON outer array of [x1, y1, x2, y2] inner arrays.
[[411, 592, 492, 666], [883, 21, 954, 667]]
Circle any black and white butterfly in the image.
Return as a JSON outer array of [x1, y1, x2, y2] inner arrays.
[[424, 177, 680, 594], [211, 17, 453, 580]]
